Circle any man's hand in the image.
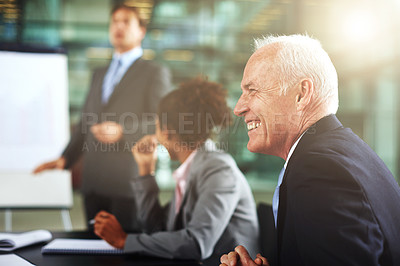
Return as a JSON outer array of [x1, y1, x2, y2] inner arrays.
[[90, 121, 123, 144], [131, 135, 158, 176], [93, 211, 127, 249], [33, 157, 66, 174], [220, 246, 269, 266]]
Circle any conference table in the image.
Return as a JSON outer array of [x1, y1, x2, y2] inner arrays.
[[11, 231, 202, 266]]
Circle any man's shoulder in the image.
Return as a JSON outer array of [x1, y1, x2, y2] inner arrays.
[[192, 148, 242, 177], [195, 148, 233, 167], [295, 114, 364, 154], [190, 150, 246, 192], [133, 58, 167, 70], [297, 124, 366, 159], [288, 122, 394, 190]]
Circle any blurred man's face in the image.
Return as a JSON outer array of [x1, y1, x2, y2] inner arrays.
[[234, 45, 297, 158], [109, 8, 145, 53]]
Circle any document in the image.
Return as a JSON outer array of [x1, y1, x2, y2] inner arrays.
[[0, 230, 52, 251], [0, 254, 35, 265], [42, 239, 124, 254]]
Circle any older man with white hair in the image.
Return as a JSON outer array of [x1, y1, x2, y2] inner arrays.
[[220, 35, 400, 266]]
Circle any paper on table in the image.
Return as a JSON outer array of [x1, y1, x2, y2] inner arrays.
[[42, 239, 124, 254], [0, 230, 52, 252], [0, 254, 35, 265]]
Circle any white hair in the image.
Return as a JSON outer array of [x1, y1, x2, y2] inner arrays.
[[254, 34, 339, 114]]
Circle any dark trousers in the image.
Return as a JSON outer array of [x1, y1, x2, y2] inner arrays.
[[84, 193, 140, 233]]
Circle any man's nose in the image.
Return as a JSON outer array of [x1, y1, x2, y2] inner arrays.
[[234, 95, 248, 117], [113, 21, 124, 29]]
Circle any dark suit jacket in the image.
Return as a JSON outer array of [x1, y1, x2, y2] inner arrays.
[[277, 115, 400, 266], [62, 58, 171, 197]]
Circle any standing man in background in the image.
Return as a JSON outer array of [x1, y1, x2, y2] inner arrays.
[[34, 4, 171, 232]]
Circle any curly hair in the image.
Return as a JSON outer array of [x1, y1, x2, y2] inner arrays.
[[157, 77, 231, 145]]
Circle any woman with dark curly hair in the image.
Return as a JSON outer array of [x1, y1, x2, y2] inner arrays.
[[94, 77, 259, 265]]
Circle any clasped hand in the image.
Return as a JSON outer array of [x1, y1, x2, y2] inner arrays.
[[220, 245, 269, 266], [90, 121, 123, 144]]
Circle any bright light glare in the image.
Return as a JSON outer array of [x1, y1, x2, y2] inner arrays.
[[343, 10, 378, 43]]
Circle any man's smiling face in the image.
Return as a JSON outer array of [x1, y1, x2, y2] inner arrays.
[[234, 44, 298, 157]]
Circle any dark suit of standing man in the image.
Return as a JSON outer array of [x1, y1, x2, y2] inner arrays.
[[220, 35, 400, 266], [34, 4, 171, 232]]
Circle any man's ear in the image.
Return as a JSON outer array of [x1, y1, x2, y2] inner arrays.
[[296, 79, 314, 111], [161, 125, 176, 141], [160, 125, 169, 139]]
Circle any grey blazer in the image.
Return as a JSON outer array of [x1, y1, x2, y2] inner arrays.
[[125, 140, 260, 265], [62, 58, 171, 197]]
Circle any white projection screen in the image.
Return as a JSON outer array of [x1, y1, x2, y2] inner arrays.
[[0, 50, 72, 208]]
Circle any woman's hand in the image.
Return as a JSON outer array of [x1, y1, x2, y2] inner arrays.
[[132, 135, 158, 176]]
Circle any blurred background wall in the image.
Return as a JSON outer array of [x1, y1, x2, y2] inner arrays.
[[1, 0, 399, 196]]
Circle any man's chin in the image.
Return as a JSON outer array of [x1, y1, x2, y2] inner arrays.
[[247, 142, 263, 154], [247, 139, 272, 155]]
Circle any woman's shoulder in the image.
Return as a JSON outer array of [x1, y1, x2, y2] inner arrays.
[[195, 142, 234, 166]]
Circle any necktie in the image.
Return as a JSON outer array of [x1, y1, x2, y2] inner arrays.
[[272, 167, 285, 227], [102, 59, 122, 104]]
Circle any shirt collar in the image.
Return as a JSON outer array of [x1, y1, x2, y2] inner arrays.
[[284, 131, 306, 169], [113, 47, 143, 67], [172, 150, 198, 183]]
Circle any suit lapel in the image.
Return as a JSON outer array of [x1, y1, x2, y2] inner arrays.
[[172, 140, 216, 229], [103, 58, 144, 108], [173, 166, 196, 229], [275, 114, 344, 263], [92, 67, 108, 113], [166, 195, 178, 230]]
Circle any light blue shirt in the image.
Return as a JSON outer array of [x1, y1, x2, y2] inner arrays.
[[102, 47, 143, 104], [272, 132, 305, 227], [272, 167, 285, 227]]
